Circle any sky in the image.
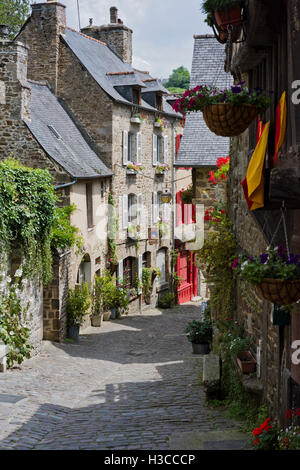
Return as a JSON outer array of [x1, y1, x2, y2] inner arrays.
[[31, 0, 211, 79]]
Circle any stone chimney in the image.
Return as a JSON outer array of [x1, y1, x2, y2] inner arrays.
[[81, 6, 133, 64], [17, 1, 66, 93], [0, 40, 31, 157]]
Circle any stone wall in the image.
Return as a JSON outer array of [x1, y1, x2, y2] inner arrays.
[[228, 131, 282, 420]]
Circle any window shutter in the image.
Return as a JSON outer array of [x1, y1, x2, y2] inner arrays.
[[152, 192, 158, 224], [137, 193, 142, 226], [118, 260, 123, 282], [123, 130, 128, 165], [122, 194, 128, 229], [152, 134, 158, 166], [136, 132, 142, 163], [164, 135, 169, 163], [163, 203, 170, 222], [138, 254, 143, 294]]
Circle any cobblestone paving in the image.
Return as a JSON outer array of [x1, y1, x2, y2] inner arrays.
[[0, 303, 241, 450]]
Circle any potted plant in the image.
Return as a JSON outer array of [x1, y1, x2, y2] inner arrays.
[[202, 0, 245, 43], [172, 84, 272, 137], [155, 164, 170, 175], [185, 319, 212, 354], [66, 282, 91, 340], [154, 117, 164, 129], [181, 184, 194, 204], [130, 113, 144, 124], [232, 245, 300, 305], [152, 267, 162, 281], [126, 162, 144, 175]]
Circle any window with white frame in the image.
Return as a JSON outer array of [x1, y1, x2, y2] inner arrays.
[[122, 193, 143, 230], [153, 134, 169, 165], [123, 131, 142, 165]]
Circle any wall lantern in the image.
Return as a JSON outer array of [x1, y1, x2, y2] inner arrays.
[[161, 189, 172, 204]]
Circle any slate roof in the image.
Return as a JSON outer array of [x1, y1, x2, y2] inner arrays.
[[174, 35, 233, 167], [62, 28, 180, 118], [24, 82, 113, 179]]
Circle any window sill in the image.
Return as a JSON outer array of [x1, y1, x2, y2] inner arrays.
[[156, 282, 169, 293]]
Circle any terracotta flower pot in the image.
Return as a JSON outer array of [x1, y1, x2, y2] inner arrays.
[[236, 351, 256, 374], [214, 4, 243, 30]]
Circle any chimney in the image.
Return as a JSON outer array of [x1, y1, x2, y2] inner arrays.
[[110, 7, 118, 24], [81, 6, 133, 64], [17, 1, 66, 93], [0, 39, 31, 157]]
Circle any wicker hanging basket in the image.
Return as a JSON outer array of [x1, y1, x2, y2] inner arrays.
[[202, 103, 258, 137], [256, 278, 300, 305]]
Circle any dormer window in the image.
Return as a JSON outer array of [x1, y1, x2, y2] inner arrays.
[[156, 94, 163, 111], [132, 87, 141, 105]]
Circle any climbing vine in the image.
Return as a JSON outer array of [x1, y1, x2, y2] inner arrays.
[[0, 159, 56, 283]]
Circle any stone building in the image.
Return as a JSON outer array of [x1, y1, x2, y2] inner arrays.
[[0, 37, 112, 345], [0, 0, 185, 349], [175, 35, 232, 301], [16, 1, 183, 312], [228, 0, 300, 422]]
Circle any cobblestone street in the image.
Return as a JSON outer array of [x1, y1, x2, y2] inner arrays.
[[0, 303, 242, 450]]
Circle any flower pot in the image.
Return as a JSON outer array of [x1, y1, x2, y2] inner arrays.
[[236, 351, 256, 374], [192, 342, 210, 355], [131, 117, 141, 124], [90, 314, 103, 327], [103, 311, 111, 321], [256, 278, 300, 306], [110, 307, 117, 320], [214, 4, 243, 30], [67, 325, 80, 341], [202, 104, 258, 137]]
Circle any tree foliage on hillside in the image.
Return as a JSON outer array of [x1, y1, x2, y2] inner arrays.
[[0, 0, 30, 38], [165, 66, 190, 92]]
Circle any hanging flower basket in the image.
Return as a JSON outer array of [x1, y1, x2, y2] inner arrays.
[[256, 279, 300, 306], [172, 84, 272, 137], [202, 103, 258, 137]]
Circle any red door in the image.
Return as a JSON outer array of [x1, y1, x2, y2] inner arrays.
[[175, 189, 197, 304]]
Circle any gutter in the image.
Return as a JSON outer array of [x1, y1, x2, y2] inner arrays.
[[54, 178, 77, 190]]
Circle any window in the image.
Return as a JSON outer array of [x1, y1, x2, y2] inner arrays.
[[156, 94, 163, 111], [128, 193, 137, 224], [100, 181, 105, 198], [123, 257, 137, 289], [156, 249, 167, 285], [86, 183, 93, 228], [128, 132, 134, 162], [157, 136, 163, 163], [132, 87, 141, 105], [153, 134, 168, 165]]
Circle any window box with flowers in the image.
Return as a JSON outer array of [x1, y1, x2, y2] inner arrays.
[[154, 117, 164, 130], [126, 162, 144, 175], [130, 113, 145, 124], [155, 163, 170, 175], [172, 84, 272, 137], [232, 245, 300, 305]]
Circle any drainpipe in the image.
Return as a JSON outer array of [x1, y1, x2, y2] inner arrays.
[[171, 121, 176, 284], [54, 177, 77, 190]]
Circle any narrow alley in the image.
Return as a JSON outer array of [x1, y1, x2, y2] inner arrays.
[[0, 304, 244, 450]]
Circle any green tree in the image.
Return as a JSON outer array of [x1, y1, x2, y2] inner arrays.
[[0, 0, 30, 39], [165, 66, 190, 92]]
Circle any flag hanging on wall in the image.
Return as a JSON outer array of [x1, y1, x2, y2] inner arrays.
[[274, 91, 287, 166], [241, 121, 270, 211]]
